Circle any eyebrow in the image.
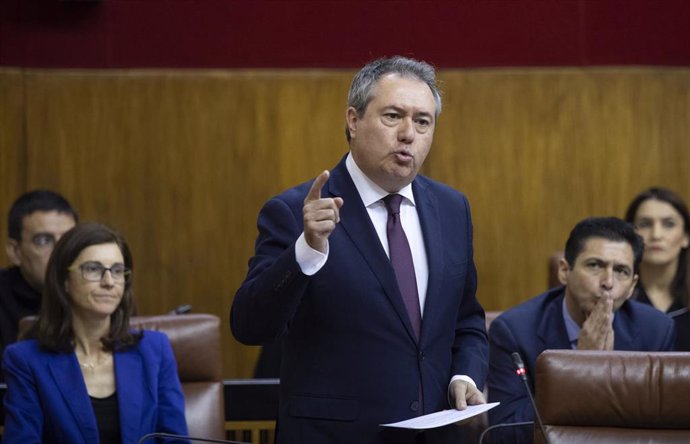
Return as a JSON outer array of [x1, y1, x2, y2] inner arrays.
[[415, 111, 434, 120], [585, 257, 632, 269], [383, 105, 434, 118], [30, 232, 55, 238], [82, 261, 126, 265], [636, 215, 680, 221]]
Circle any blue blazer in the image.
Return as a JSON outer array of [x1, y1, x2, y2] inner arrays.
[[2, 330, 188, 444], [232, 156, 489, 443], [487, 287, 675, 443]]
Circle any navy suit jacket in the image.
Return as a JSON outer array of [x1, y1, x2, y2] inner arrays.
[[487, 287, 675, 443], [231, 156, 489, 443], [2, 330, 188, 444]]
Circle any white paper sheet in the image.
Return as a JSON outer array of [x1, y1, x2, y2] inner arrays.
[[380, 402, 499, 430]]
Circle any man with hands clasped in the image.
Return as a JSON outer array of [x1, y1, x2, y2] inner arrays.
[[231, 56, 488, 443], [487, 217, 675, 443]]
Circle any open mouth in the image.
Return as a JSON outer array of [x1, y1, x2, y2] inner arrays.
[[393, 151, 413, 162]]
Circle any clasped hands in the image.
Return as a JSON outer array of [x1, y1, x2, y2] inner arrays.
[[577, 293, 615, 350]]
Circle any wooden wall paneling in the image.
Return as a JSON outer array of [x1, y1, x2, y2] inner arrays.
[[20, 70, 356, 377], [652, 71, 690, 190], [10, 67, 690, 377], [273, 71, 353, 189], [429, 68, 690, 310], [0, 69, 26, 266], [21, 70, 288, 377]]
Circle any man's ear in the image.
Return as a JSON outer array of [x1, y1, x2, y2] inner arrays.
[[557, 258, 570, 286], [346, 107, 359, 139], [5, 239, 22, 267], [626, 274, 640, 301]]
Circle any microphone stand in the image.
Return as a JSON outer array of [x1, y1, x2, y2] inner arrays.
[[511, 352, 550, 444], [478, 421, 535, 444]]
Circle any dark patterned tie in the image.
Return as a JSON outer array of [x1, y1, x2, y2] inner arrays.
[[384, 194, 422, 340]]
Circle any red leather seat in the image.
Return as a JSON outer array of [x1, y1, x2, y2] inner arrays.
[[130, 314, 225, 440], [535, 350, 690, 443]]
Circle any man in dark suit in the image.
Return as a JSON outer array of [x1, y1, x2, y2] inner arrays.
[[487, 217, 676, 443], [1, 190, 77, 362], [231, 56, 489, 443]]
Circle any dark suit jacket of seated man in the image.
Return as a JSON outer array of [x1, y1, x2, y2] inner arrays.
[[0, 267, 41, 359], [231, 56, 489, 444], [487, 217, 676, 444], [1, 190, 77, 369]]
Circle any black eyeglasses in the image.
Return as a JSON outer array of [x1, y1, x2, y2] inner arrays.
[[68, 261, 132, 283]]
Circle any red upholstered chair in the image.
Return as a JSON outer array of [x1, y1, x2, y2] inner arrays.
[[535, 350, 690, 443], [129, 314, 225, 440]]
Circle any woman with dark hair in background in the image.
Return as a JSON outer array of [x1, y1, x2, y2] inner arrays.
[[626, 187, 690, 350], [2, 222, 188, 443]]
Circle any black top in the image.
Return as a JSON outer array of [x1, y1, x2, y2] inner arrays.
[[0, 267, 42, 368], [635, 287, 690, 351], [91, 392, 121, 444]]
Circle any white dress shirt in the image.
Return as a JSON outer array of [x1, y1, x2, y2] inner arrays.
[[295, 153, 476, 393], [296, 153, 429, 316]]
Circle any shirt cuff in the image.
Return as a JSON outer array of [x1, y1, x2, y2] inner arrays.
[[450, 374, 477, 389], [295, 232, 328, 276]]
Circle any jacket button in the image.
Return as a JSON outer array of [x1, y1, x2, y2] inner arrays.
[[418, 352, 425, 361], [410, 401, 419, 411]]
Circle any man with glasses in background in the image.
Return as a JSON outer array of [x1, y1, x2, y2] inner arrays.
[[1, 190, 78, 364]]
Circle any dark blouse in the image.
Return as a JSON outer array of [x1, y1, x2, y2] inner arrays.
[[0, 266, 42, 371], [635, 288, 690, 351], [90, 392, 121, 444]]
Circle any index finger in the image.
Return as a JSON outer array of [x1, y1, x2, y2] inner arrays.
[[306, 170, 330, 202]]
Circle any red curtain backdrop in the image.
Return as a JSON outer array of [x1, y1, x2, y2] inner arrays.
[[1, 0, 689, 69]]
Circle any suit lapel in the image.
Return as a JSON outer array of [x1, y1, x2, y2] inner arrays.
[[536, 291, 572, 350], [327, 159, 418, 343], [48, 353, 98, 443], [412, 179, 443, 343], [115, 346, 145, 444]]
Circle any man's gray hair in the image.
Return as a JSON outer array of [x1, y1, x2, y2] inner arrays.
[[346, 56, 442, 142]]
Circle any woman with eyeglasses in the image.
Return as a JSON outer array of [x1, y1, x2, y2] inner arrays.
[[1, 222, 188, 443], [625, 187, 690, 351]]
